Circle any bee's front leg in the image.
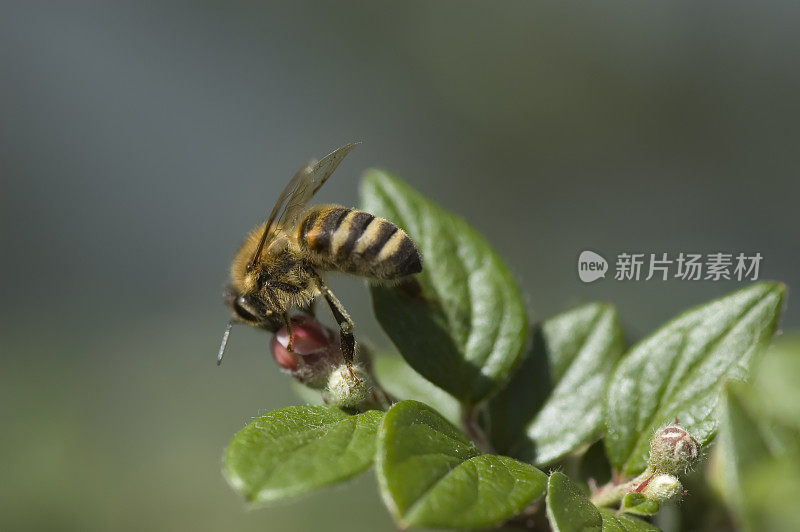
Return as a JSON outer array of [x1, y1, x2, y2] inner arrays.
[[283, 312, 296, 353]]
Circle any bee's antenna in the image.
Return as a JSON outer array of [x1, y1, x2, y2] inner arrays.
[[217, 321, 234, 366]]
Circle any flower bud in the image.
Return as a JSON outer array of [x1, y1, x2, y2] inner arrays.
[[325, 363, 370, 408], [270, 314, 344, 389], [274, 315, 331, 356], [648, 424, 700, 474], [641, 474, 682, 503], [270, 334, 301, 371]]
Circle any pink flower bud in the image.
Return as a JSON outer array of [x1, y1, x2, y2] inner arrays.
[[269, 314, 344, 389], [648, 424, 700, 474], [270, 335, 301, 371], [274, 314, 331, 356]]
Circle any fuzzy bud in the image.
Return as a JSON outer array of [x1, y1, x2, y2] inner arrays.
[[648, 424, 700, 474], [641, 474, 682, 503], [325, 364, 370, 408]]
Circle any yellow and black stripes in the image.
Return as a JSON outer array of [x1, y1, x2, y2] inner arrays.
[[300, 207, 346, 252], [299, 205, 422, 280], [329, 210, 369, 259]]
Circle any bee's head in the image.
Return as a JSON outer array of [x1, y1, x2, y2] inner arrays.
[[217, 285, 283, 366], [224, 285, 282, 331]]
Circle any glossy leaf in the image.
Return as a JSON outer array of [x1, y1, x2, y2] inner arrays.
[[604, 282, 785, 475], [376, 400, 546, 529], [372, 352, 461, 426], [224, 406, 382, 504], [361, 171, 528, 406], [599, 508, 660, 532], [488, 303, 625, 464], [545, 472, 603, 532]]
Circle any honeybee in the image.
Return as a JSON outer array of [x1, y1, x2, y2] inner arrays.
[[217, 143, 422, 369]]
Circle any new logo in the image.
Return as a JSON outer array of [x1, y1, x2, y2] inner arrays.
[[578, 250, 608, 283]]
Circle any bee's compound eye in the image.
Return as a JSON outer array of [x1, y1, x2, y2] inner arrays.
[[233, 296, 259, 322]]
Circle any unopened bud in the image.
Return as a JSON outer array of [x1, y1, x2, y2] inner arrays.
[[270, 314, 344, 388], [274, 315, 331, 356], [641, 474, 682, 503], [648, 424, 700, 474], [325, 364, 369, 408], [270, 334, 301, 371]]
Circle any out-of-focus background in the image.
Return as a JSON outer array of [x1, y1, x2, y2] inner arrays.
[[2, 2, 799, 531]]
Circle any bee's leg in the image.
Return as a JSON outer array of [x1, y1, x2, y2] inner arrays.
[[283, 312, 296, 352], [319, 286, 355, 364]]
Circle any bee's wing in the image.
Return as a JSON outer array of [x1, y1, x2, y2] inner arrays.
[[248, 142, 360, 267]]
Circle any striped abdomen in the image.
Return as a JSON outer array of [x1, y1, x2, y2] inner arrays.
[[298, 205, 422, 280]]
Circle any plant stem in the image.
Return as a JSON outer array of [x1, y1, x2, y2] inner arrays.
[[460, 405, 494, 454], [590, 469, 653, 508]]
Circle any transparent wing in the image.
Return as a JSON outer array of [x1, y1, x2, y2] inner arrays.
[[248, 142, 360, 267]]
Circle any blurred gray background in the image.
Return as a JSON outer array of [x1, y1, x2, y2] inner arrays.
[[1, 2, 798, 531]]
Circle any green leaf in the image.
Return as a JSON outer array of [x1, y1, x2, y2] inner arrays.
[[599, 508, 660, 532], [372, 352, 461, 426], [376, 400, 546, 529], [224, 406, 382, 504], [754, 336, 800, 429], [361, 171, 528, 406], [712, 383, 800, 530], [604, 282, 785, 475], [488, 303, 625, 465], [740, 453, 800, 532], [620, 493, 659, 516], [545, 472, 603, 532], [712, 385, 769, 529]]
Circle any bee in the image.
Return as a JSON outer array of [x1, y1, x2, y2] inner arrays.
[[217, 143, 422, 370]]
